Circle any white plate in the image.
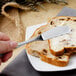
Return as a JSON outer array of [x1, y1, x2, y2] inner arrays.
[[26, 23, 76, 72]]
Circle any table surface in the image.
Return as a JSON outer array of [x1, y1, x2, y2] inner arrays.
[[0, 0, 76, 72]]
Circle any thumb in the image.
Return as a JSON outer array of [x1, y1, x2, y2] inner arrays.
[[0, 41, 17, 54]]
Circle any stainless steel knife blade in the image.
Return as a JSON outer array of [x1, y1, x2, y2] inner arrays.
[[41, 26, 71, 40]]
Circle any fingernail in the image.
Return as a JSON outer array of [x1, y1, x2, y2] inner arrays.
[[10, 41, 18, 48]]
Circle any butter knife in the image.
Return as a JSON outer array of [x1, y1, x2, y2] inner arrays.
[[0, 26, 71, 57]]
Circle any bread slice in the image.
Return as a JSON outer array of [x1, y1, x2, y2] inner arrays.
[[26, 25, 51, 57], [48, 16, 76, 56], [25, 24, 70, 67]]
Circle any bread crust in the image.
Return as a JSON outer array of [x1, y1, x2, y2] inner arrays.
[[31, 24, 48, 38], [40, 54, 69, 67], [48, 16, 76, 22]]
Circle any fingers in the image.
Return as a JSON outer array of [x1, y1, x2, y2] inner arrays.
[[0, 32, 10, 41], [0, 41, 18, 54], [1, 51, 12, 62], [0, 32, 17, 65]]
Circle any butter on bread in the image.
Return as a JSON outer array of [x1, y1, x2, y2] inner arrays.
[[48, 16, 76, 56]]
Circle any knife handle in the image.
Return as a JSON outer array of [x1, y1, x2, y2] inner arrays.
[[17, 35, 42, 48]]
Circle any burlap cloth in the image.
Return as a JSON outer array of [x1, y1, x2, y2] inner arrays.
[[0, 2, 31, 42], [0, 0, 76, 42]]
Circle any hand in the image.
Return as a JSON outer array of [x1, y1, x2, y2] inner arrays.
[[0, 32, 17, 65]]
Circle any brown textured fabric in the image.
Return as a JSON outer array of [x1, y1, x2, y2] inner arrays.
[[0, 2, 31, 42], [0, 8, 25, 42]]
